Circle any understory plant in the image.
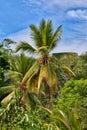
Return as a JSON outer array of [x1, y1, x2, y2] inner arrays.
[[0, 89, 83, 130]]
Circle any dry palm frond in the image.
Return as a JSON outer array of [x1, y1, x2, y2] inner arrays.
[[62, 66, 75, 77], [1, 91, 15, 105], [38, 64, 58, 95]]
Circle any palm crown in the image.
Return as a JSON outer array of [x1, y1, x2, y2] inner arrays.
[[16, 19, 62, 60]]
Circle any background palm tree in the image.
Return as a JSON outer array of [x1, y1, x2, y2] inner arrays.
[[0, 52, 35, 103], [0, 42, 12, 101], [52, 52, 77, 88]]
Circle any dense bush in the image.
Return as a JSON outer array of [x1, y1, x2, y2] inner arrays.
[[53, 79, 87, 129], [0, 90, 57, 130], [0, 89, 83, 130], [0, 52, 10, 87]]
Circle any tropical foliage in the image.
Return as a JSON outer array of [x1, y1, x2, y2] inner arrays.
[[0, 89, 82, 130], [15, 19, 75, 105], [53, 79, 87, 129], [15, 19, 62, 95], [0, 19, 86, 129]]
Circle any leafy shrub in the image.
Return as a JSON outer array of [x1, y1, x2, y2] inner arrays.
[[53, 79, 87, 129], [0, 90, 56, 130]]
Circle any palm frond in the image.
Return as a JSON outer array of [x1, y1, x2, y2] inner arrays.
[[49, 25, 62, 50], [30, 24, 43, 47], [2, 38, 16, 45], [1, 91, 15, 105], [27, 72, 38, 92], [21, 61, 40, 84], [37, 65, 47, 93], [38, 65, 49, 93], [35, 45, 48, 54], [38, 64, 58, 94], [15, 41, 36, 53], [41, 20, 53, 46], [45, 20, 53, 46], [10, 54, 35, 76], [48, 63, 58, 94], [51, 112, 71, 130], [5, 70, 22, 86], [41, 106, 52, 114], [22, 91, 41, 109], [18, 54, 36, 76], [39, 19, 45, 32], [68, 112, 82, 130], [62, 66, 75, 77], [0, 86, 15, 100], [41, 107, 71, 130]]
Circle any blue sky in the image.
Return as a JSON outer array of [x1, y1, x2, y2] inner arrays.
[[0, 0, 87, 54]]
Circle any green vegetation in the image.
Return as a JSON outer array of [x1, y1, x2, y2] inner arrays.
[[53, 79, 87, 128], [0, 19, 87, 129]]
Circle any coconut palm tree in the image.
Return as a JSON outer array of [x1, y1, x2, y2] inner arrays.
[[15, 19, 62, 98], [1, 19, 75, 108], [15, 19, 75, 102]]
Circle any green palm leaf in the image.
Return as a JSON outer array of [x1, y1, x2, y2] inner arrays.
[[68, 112, 82, 130], [49, 25, 62, 50], [30, 24, 43, 48], [51, 112, 71, 130], [42, 20, 53, 46], [10, 54, 35, 76], [2, 38, 16, 45], [39, 19, 45, 36], [41, 107, 71, 130], [15, 41, 36, 53]]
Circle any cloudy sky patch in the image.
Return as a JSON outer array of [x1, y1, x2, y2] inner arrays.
[[67, 9, 87, 20], [0, 0, 87, 54]]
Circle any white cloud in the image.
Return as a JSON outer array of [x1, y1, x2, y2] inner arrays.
[[22, 0, 87, 11], [8, 28, 30, 42], [52, 40, 87, 54], [67, 9, 87, 20], [21, 0, 87, 21]]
